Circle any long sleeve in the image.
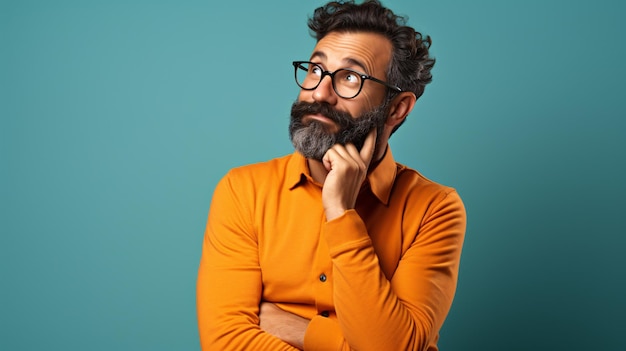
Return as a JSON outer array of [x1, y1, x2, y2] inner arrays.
[[196, 171, 298, 350], [304, 187, 466, 351]]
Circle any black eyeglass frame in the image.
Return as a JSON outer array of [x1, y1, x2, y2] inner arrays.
[[292, 61, 402, 99]]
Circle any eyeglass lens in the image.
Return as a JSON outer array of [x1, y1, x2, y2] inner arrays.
[[295, 62, 363, 98]]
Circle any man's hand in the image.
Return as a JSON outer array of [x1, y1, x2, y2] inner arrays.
[[322, 129, 377, 221], [259, 302, 309, 350]]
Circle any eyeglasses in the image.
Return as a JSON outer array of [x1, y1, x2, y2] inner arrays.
[[292, 61, 402, 99]]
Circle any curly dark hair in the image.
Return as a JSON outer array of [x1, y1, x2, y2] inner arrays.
[[308, 0, 435, 103]]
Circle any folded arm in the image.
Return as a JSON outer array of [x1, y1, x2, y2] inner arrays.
[[305, 189, 466, 351], [196, 173, 299, 350]]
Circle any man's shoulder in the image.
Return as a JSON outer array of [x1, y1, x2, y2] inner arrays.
[[223, 153, 297, 183], [388, 163, 465, 222], [395, 162, 460, 200], [230, 153, 293, 173]]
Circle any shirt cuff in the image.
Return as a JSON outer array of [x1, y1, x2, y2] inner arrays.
[[303, 315, 345, 350], [324, 209, 371, 256]]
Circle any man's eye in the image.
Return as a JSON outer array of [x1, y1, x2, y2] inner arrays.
[[311, 66, 322, 76], [345, 73, 359, 82], [339, 72, 360, 85]]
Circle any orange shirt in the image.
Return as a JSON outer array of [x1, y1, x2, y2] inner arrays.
[[197, 148, 466, 350]]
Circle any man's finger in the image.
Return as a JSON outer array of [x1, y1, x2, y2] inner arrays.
[[360, 128, 377, 166]]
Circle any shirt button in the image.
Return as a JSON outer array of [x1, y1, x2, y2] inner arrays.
[[321, 311, 330, 317], [319, 273, 327, 282]]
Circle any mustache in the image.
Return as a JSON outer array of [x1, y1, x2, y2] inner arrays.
[[290, 101, 354, 130]]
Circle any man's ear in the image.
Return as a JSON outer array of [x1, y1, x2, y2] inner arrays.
[[386, 92, 417, 128]]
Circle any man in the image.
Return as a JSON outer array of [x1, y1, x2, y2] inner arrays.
[[196, 1, 466, 350]]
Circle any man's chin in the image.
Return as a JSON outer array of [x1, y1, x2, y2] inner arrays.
[[293, 141, 329, 162], [290, 125, 335, 161]]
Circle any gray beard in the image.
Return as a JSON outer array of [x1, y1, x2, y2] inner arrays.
[[289, 101, 388, 161]]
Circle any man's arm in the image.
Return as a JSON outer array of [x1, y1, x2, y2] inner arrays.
[[320, 191, 465, 351], [259, 302, 309, 349], [304, 130, 466, 350], [196, 171, 299, 350]]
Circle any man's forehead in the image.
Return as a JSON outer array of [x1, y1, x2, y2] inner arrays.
[[309, 31, 392, 73], [309, 51, 369, 73]]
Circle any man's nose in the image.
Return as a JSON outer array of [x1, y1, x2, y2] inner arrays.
[[312, 75, 338, 105]]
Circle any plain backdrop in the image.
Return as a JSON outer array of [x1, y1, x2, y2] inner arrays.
[[2, 0, 625, 350]]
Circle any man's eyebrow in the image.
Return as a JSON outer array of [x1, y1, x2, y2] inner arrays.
[[310, 51, 326, 62], [343, 57, 368, 74], [309, 51, 369, 74]]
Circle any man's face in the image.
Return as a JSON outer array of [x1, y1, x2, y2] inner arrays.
[[289, 31, 393, 161]]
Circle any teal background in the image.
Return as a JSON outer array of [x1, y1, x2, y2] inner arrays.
[[2, 0, 625, 350]]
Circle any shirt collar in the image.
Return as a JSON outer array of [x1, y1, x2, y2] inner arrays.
[[366, 146, 398, 205], [287, 146, 398, 205], [287, 151, 311, 189]]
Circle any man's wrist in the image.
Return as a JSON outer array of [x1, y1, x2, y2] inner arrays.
[[325, 206, 347, 222]]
